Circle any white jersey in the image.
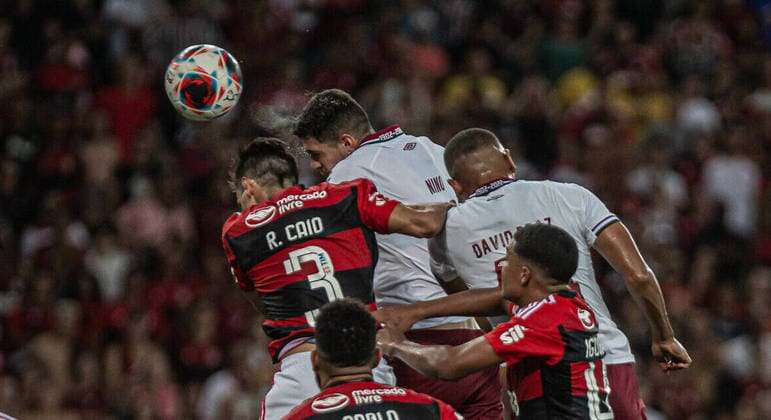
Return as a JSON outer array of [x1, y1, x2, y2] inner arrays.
[[431, 178, 634, 364], [328, 125, 466, 329]]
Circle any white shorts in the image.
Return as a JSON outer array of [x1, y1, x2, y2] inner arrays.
[[260, 351, 395, 420]]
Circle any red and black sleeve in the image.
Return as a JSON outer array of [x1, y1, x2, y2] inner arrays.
[[351, 178, 400, 234]]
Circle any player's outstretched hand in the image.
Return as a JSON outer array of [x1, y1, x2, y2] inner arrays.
[[377, 325, 406, 357], [373, 305, 421, 333], [652, 337, 692, 372]]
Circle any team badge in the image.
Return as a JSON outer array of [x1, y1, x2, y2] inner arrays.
[[311, 393, 350, 413], [245, 205, 277, 228], [578, 308, 595, 329], [368, 192, 387, 206]]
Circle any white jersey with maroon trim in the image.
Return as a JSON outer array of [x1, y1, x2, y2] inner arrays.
[[328, 125, 467, 329], [430, 178, 634, 364]]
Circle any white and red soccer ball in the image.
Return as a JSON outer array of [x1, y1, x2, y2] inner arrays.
[[164, 44, 243, 121]]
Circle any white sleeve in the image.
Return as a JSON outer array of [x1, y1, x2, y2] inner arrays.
[[429, 228, 459, 283], [327, 161, 367, 184], [574, 184, 619, 245]]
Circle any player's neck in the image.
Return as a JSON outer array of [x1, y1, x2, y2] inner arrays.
[[261, 183, 291, 201], [472, 171, 515, 192], [514, 286, 551, 307], [321, 372, 374, 389]]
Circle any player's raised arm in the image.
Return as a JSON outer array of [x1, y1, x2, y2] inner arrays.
[[594, 222, 692, 371], [374, 286, 508, 332], [378, 327, 501, 381]]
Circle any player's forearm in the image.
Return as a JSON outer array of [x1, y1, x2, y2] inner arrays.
[[390, 203, 452, 237], [385, 341, 461, 380], [624, 269, 674, 341], [413, 287, 508, 319], [595, 223, 675, 341], [410, 202, 452, 237]]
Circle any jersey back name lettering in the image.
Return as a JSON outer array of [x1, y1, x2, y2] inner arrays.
[[221, 179, 398, 362]]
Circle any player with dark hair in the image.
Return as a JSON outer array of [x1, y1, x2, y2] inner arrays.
[[295, 90, 501, 419], [378, 224, 613, 420], [221, 137, 454, 420], [285, 299, 462, 419], [378, 128, 691, 419]]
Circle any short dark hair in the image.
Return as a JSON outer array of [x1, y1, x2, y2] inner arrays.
[[513, 223, 578, 284], [315, 299, 376, 368], [231, 137, 298, 190], [444, 128, 501, 177], [294, 89, 373, 143]]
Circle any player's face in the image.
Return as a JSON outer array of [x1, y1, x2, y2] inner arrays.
[[303, 137, 349, 178], [498, 247, 527, 301]]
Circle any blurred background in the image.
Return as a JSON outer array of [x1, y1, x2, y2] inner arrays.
[[0, 0, 769, 419]]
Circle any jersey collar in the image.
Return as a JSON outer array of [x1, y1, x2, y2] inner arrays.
[[468, 177, 516, 199], [359, 125, 404, 147]]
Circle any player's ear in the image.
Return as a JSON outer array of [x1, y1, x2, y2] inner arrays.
[[241, 177, 265, 203], [448, 178, 464, 197], [520, 264, 531, 287], [504, 148, 517, 177], [340, 133, 358, 150], [311, 350, 320, 372]]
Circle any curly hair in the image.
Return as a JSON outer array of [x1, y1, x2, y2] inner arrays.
[[315, 299, 376, 368], [513, 223, 579, 284]]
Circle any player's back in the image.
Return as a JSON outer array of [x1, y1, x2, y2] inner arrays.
[[486, 290, 613, 420], [221, 179, 396, 362], [285, 381, 461, 419], [328, 125, 465, 328], [439, 179, 633, 364]]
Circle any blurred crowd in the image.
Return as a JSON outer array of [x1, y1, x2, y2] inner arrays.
[[0, 0, 769, 419]]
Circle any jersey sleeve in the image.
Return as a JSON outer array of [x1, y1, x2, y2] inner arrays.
[[221, 217, 254, 292], [429, 228, 459, 283], [484, 314, 564, 366], [328, 159, 365, 184], [351, 178, 400, 233], [573, 184, 619, 245]]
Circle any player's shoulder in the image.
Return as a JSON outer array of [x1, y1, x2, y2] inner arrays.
[[554, 289, 600, 331], [221, 211, 243, 238], [512, 292, 581, 329], [321, 178, 376, 194]]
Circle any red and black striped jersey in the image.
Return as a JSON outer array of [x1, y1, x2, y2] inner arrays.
[[285, 381, 462, 419], [221, 179, 399, 362], [485, 290, 613, 420]]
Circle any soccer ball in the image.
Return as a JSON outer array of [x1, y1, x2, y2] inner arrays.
[[164, 44, 243, 121]]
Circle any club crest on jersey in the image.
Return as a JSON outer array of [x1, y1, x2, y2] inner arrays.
[[578, 308, 595, 329], [311, 393, 350, 413], [244, 205, 277, 228], [369, 192, 387, 206]]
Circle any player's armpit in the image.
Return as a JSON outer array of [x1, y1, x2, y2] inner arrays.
[[593, 221, 676, 342], [380, 333, 501, 381], [387, 202, 454, 238]]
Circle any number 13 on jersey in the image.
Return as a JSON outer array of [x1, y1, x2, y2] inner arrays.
[[283, 246, 344, 326]]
